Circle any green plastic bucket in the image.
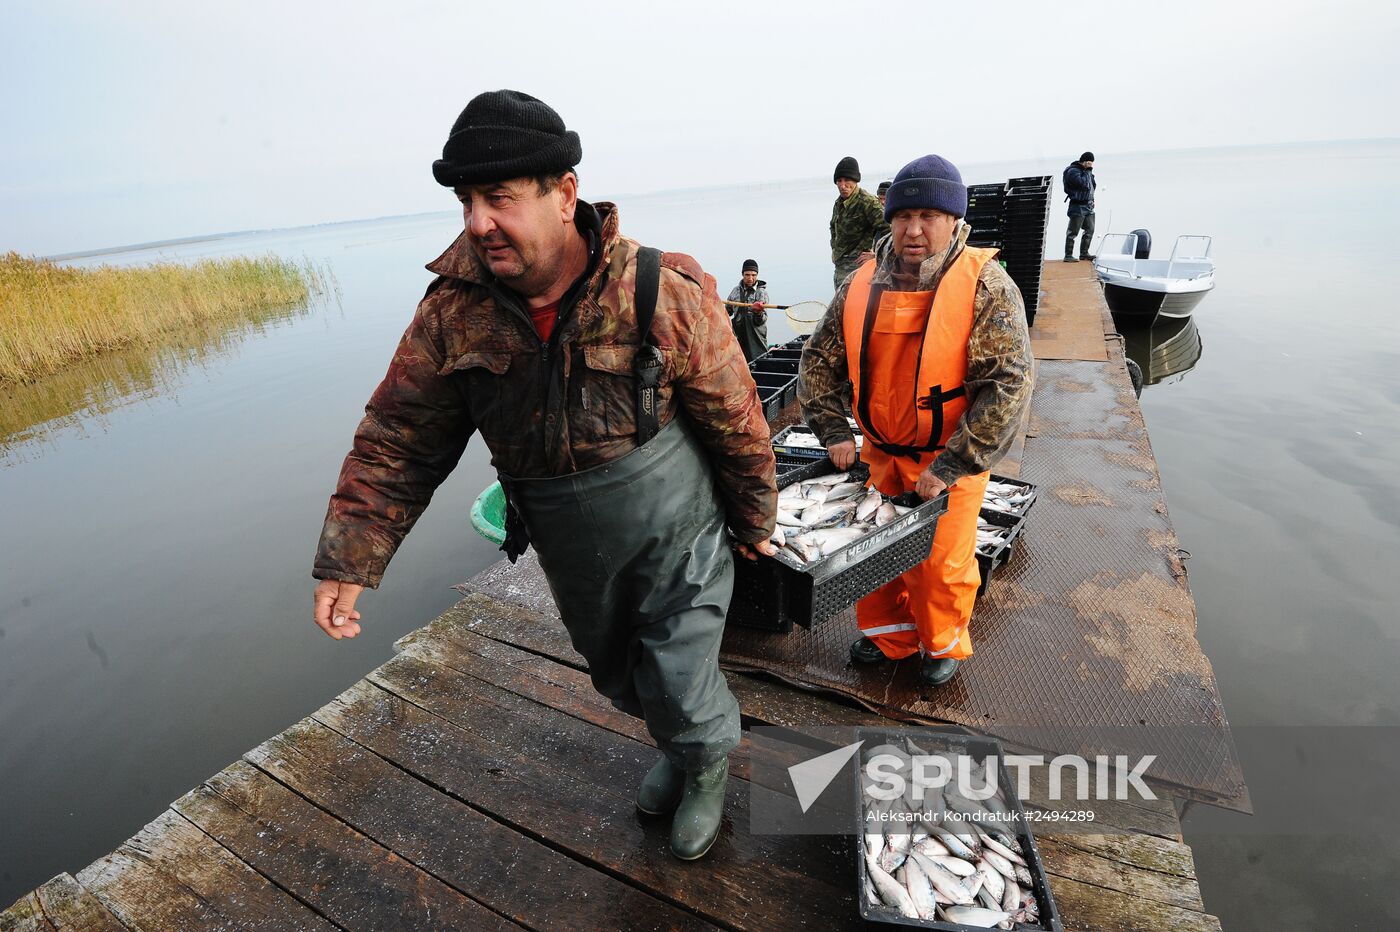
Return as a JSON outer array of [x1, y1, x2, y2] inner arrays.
[[470, 481, 507, 544]]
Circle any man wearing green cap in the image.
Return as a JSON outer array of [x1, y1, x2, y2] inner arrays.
[[310, 90, 777, 861]]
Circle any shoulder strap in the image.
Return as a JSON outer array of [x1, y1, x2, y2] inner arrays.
[[634, 247, 664, 444]]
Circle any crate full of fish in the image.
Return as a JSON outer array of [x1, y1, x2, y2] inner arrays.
[[982, 475, 1037, 520], [771, 423, 864, 461], [727, 463, 948, 630], [854, 730, 1062, 931]]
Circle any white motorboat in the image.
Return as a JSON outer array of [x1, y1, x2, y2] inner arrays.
[[1092, 230, 1215, 325]]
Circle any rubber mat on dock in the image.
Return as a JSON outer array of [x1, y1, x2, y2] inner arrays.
[[467, 343, 1248, 811]]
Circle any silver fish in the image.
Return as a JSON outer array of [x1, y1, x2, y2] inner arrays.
[[914, 836, 951, 859], [976, 860, 1005, 901], [941, 906, 1012, 928], [909, 851, 974, 905], [1000, 879, 1020, 914], [855, 488, 883, 522], [775, 509, 804, 527], [875, 501, 898, 526], [806, 470, 850, 486], [865, 855, 920, 919], [901, 851, 940, 920], [933, 855, 977, 878], [928, 824, 978, 860], [800, 500, 855, 528], [785, 535, 821, 563], [977, 829, 1027, 867], [879, 829, 911, 873], [864, 832, 885, 860], [806, 525, 866, 556], [824, 481, 867, 502], [980, 847, 1018, 882], [768, 525, 786, 548]]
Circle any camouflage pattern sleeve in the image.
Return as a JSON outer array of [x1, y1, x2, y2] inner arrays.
[[313, 301, 475, 587], [930, 261, 1034, 486], [665, 270, 777, 544], [865, 192, 891, 249], [797, 280, 856, 448]]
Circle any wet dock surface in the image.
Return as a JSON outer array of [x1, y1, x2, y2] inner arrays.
[[4, 263, 1231, 931]]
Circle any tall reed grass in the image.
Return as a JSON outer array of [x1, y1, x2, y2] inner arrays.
[[0, 252, 326, 384]]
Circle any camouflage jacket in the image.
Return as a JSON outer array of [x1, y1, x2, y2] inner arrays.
[[798, 222, 1034, 486], [314, 201, 777, 588], [829, 187, 891, 265]]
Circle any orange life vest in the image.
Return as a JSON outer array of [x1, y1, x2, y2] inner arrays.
[[842, 246, 996, 464]]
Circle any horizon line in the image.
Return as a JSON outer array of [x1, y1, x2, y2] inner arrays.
[[42, 135, 1397, 261]]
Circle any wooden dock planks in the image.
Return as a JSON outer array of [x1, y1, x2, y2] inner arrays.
[[5, 592, 1223, 930]]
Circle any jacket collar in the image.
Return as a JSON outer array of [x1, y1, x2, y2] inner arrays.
[[425, 200, 619, 290]]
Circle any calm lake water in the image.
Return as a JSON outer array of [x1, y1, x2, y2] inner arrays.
[[3, 140, 1399, 926]]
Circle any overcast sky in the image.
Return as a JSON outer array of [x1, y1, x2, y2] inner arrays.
[[3, 0, 1397, 256]]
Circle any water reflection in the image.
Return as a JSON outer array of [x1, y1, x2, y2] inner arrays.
[[0, 298, 320, 463], [1121, 316, 1203, 387]]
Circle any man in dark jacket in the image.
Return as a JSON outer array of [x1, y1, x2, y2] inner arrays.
[[1063, 152, 1097, 261], [726, 258, 769, 362], [310, 90, 777, 861]]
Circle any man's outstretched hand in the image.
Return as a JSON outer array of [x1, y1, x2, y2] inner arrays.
[[313, 579, 364, 640]]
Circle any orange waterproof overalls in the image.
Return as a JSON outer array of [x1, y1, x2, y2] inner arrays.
[[842, 248, 995, 661]]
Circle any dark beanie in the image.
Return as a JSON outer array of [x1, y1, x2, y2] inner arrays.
[[883, 154, 967, 221], [1080, 151, 1095, 162], [742, 258, 759, 273], [432, 90, 582, 187], [833, 156, 861, 183], [877, 180, 892, 196]]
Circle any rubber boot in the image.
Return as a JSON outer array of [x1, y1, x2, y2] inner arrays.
[[636, 755, 685, 816], [919, 655, 961, 687], [850, 637, 887, 664], [670, 757, 729, 860]]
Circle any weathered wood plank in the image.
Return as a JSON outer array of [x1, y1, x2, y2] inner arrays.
[[1037, 837, 1204, 913], [441, 592, 1186, 839], [171, 761, 520, 931], [314, 676, 860, 931], [0, 889, 58, 932], [245, 719, 716, 932], [74, 809, 335, 931], [1040, 831, 1198, 880], [398, 623, 793, 785], [20, 875, 127, 931], [1051, 875, 1222, 932]]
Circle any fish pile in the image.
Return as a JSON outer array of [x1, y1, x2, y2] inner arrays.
[[860, 740, 1044, 929], [776, 426, 863, 451], [982, 480, 1034, 516], [770, 472, 912, 564], [976, 517, 1011, 555]]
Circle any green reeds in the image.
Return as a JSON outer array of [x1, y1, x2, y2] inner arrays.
[[0, 252, 327, 384]]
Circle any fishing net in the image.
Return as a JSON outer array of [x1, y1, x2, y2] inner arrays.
[[783, 300, 829, 335]]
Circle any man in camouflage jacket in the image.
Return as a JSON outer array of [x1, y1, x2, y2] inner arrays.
[[829, 155, 891, 290], [310, 91, 776, 861]]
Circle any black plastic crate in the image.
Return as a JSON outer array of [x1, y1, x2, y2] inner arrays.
[[975, 508, 1023, 596], [783, 335, 810, 349], [852, 728, 1064, 931], [756, 383, 785, 421], [751, 354, 799, 376], [775, 450, 825, 481], [752, 370, 797, 408], [771, 423, 860, 460], [727, 464, 948, 629]]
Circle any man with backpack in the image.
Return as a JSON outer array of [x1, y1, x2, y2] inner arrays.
[[1063, 152, 1097, 262], [309, 90, 778, 862]]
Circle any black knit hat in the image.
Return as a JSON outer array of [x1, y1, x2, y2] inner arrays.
[[432, 90, 582, 187], [742, 259, 759, 273], [876, 180, 892, 195], [1080, 151, 1095, 162], [833, 156, 861, 183]]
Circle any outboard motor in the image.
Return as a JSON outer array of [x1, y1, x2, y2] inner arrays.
[[1129, 228, 1152, 259]]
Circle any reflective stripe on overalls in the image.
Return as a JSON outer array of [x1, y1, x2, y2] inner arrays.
[[499, 416, 741, 771], [841, 248, 996, 661]]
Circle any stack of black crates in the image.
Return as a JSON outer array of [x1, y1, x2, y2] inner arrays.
[[965, 175, 1053, 326]]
